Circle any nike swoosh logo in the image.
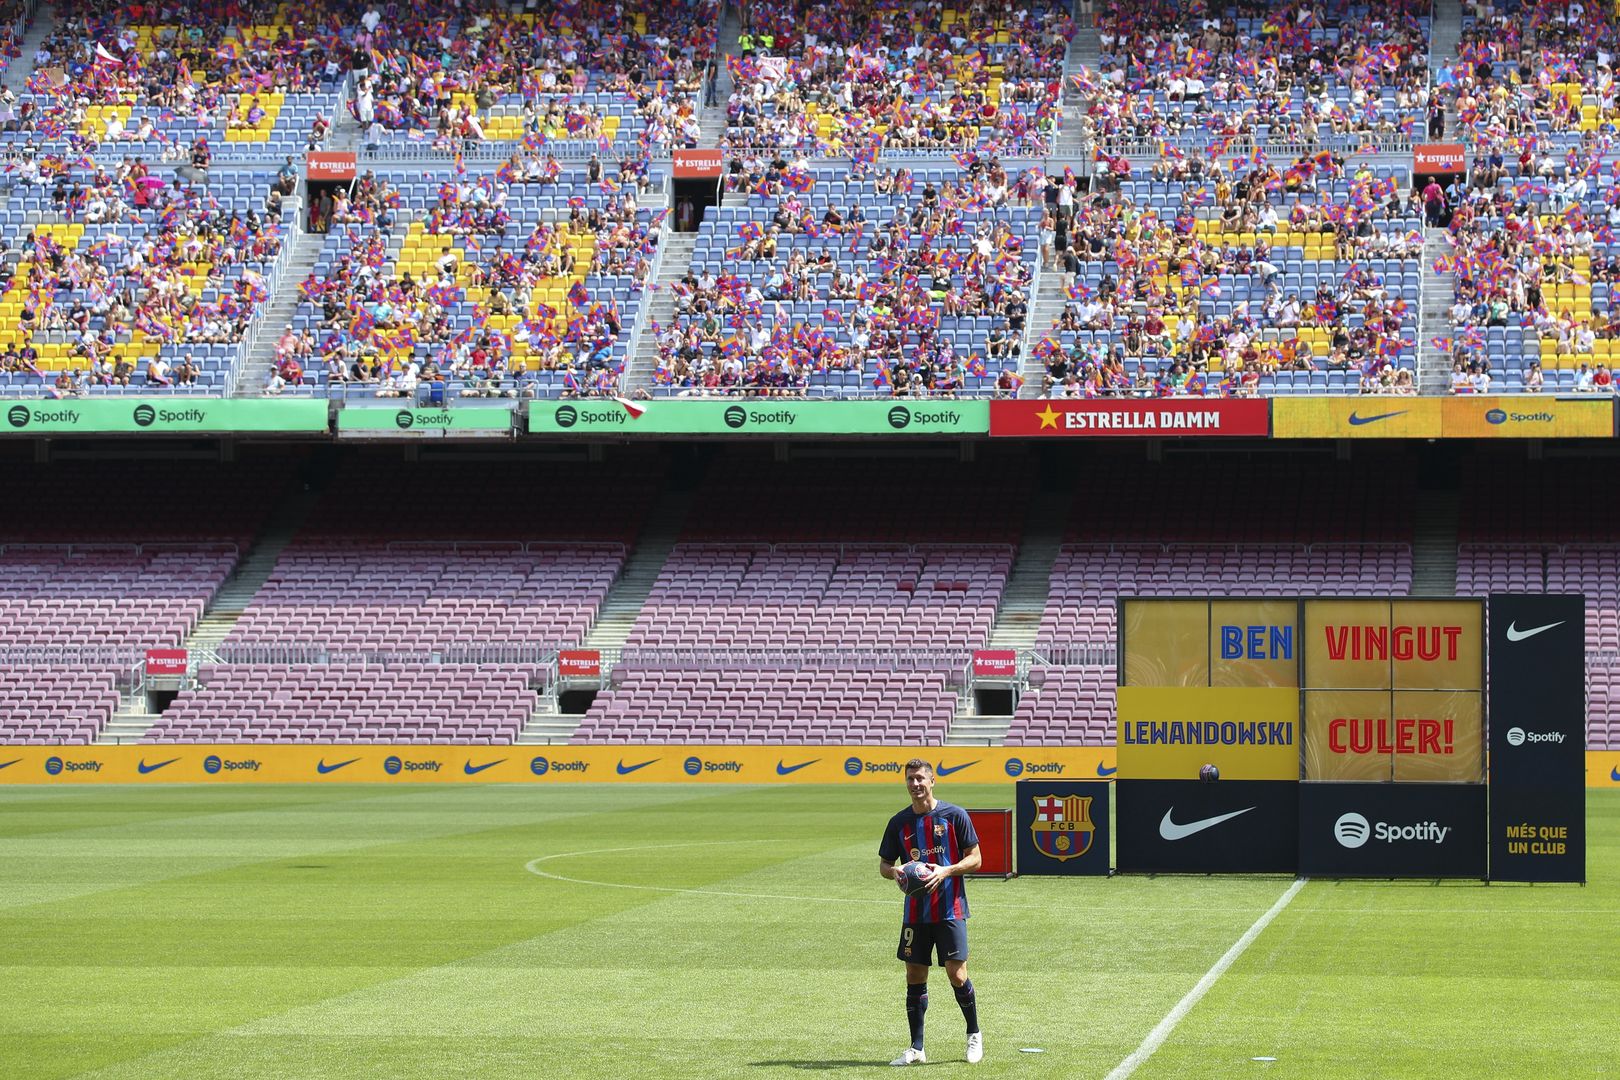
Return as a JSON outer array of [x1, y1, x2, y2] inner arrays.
[[0, 759, 21, 771], [1097, 763, 1118, 777], [137, 758, 179, 774], [616, 759, 657, 775], [316, 758, 360, 774], [1347, 410, 1407, 426], [464, 759, 506, 775], [1159, 806, 1255, 841], [935, 761, 978, 776], [776, 759, 818, 775], [1506, 620, 1564, 642]]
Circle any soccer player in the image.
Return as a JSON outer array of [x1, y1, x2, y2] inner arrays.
[[878, 758, 983, 1066]]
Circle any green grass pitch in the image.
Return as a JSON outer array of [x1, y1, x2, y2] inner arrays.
[[0, 784, 1615, 1079]]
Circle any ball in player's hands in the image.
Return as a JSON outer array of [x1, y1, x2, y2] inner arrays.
[[897, 861, 933, 895]]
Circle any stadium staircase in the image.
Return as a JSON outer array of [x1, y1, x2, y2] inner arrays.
[[1419, 229, 1456, 395], [944, 490, 1069, 745], [622, 231, 699, 393], [517, 487, 692, 743], [1018, 266, 1069, 397], [97, 483, 325, 742], [1055, 13, 1100, 164], [234, 226, 338, 396], [696, 5, 742, 145], [1429, 0, 1463, 107], [6, 6, 56, 95], [1411, 487, 1460, 596]]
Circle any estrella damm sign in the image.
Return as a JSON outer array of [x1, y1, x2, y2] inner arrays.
[[1116, 686, 1301, 780], [1030, 793, 1095, 861]]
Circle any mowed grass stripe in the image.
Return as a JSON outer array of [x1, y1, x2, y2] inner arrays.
[[0, 785, 762, 1078]]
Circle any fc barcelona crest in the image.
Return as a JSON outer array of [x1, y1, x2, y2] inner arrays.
[[1031, 794, 1095, 861]]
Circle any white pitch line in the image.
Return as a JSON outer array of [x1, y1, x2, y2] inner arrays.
[[1104, 877, 1306, 1080]]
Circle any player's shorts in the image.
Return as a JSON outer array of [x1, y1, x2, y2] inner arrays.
[[897, 920, 968, 966]]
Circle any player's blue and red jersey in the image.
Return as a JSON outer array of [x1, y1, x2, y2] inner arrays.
[[878, 800, 979, 923]]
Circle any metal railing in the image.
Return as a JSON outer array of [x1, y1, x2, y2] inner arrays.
[[622, 176, 672, 393], [226, 195, 303, 397]]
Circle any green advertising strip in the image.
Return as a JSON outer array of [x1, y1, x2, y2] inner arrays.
[[1, 399, 328, 434], [338, 407, 514, 433], [528, 399, 989, 435]]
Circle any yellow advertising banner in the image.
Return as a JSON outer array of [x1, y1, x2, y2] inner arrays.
[[1304, 599, 1396, 689], [1208, 599, 1301, 687], [1303, 599, 1484, 691], [1589, 750, 1620, 788], [1441, 397, 1614, 439], [0, 745, 1119, 785], [1304, 690, 1483, 782], [1121, 599, 1209, 686], [1117, 686, 1300, 780], [1272, 398, 1442, 439]]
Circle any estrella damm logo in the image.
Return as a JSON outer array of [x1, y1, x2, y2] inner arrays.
[[394, 410, 415, 429], [1031, 794, 1095, 862]]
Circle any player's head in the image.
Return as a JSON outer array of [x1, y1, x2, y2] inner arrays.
[[904, 758, 934, 802]]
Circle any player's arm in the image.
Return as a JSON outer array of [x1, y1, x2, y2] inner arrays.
[[878, 857, 900, 881], [926, 843, 981, 890]]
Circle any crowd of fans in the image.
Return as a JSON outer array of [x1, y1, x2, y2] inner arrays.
[[291, 161, 658, 397], [721, 0, 1071, 156]]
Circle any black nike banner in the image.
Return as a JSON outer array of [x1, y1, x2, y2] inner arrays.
[[1116, 779, 1297, 874], [1014, 780, 1111, 876], [1299, 782, 1486, 877], [1488, 594, 1587, 883]]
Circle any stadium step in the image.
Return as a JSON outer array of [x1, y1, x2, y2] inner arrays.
[[4, 7, 57, 96], [1019, 268, 1071, 397], [944, 718, 1014, 747], [182, 485, 326, 654], [987, 491, 1070, 650], [582, 486, 693, 652], [1412, 489, 1460, 597], [233, 226, 332, 397], [624, 232, 700, 392], [1419, 229, 1457, 395]]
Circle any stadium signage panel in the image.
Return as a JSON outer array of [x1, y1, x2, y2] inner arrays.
[[306, 152, 358, 181], [1014, 780, 1111, 875], [1298, 782, 1486, 878], [0, 745, 1116, 784], [144, 650, 188, 677], [1302, 599, 1484, 692], [337, 407, 513, 434], [971, 650, 1017, 677], [1487, 594, 1586, 882], [1116, 686, 1300, 781], [1440, 396, 1614, 438], [1413, 143, 1467, 173], [1271, 397, 1443, 439], [989, 399, 1269, 438], [1590, 751, 1620, 788], [1117, 779, 1298, 873], [557, 650, 602, 678], [528, 400, 988, 436], [673, 149, 724, 178], [0, 399, 328, 434], [1302, 689, 1484, 783]]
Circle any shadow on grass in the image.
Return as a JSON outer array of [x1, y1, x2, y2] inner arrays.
[[748, 1062, 890, 1070]]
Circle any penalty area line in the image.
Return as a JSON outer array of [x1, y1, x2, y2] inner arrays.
[[1103, 877, 1306, 1080]]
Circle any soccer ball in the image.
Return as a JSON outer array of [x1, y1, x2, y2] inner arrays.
[[1199, 763, 1220, 782], [897, 861, 933, 895]]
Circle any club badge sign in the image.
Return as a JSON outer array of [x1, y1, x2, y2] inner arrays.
[[1014, 780, 1110, 875]]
